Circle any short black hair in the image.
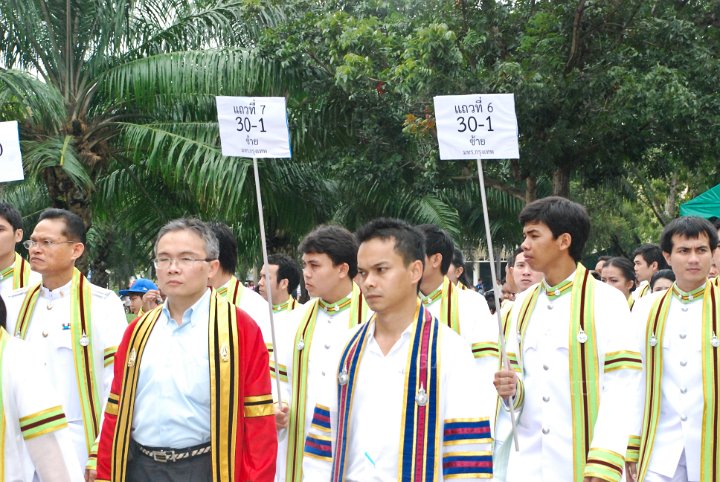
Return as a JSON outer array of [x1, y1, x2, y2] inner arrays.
[[38, 208, 86, 244], [650, 269, 675, 290], [506, 247, 524, 268], [416, 224, 454, 274], [709, 217, 720, 230], [0, 294, 6, 330], [631, 244, 668, 270], [0, 203, 22, 231], [267, 253, 301, 295], [604, 257, 636, 290], [451, 247, 472, 288], [518, 196, 590, 262], [209, 222, 237, 274], [299, 225, 358, 278], [356, 218, 425, 269], [660, 216, 719, 254]]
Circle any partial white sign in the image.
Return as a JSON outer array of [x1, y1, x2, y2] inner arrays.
[[433, 94, 519, 160], [216, 96, 291, 158], [0, 121, 24, 183]]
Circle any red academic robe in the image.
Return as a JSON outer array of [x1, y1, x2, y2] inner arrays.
[[95, 297, 277, 482]]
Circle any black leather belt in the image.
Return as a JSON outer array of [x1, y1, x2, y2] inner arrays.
[[135, 441, 211, 463]]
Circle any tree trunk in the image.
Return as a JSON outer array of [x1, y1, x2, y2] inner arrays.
[[552, 167, 570, 197], [525, 176, 537, 203]]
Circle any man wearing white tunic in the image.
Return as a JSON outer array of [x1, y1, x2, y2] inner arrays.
[[302, 218, 493, 481], [415, 224, 498, 423], [208, 222, 271, 336], [274, 225, 372, 482], [0, 294, 82, 482], [628, 216, 720, 482], [4, 208, 127, 474], [0, 203, 40, 294], [495, 197, 642, 482]]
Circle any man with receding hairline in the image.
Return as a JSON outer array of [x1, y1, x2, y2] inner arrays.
[[4, 208, 127, 477], [95, 218, 276, 482]]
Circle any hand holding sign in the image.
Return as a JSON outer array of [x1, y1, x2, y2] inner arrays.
[[0, 121, 24, 183]]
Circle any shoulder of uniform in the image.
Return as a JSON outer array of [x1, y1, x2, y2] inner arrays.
[[89, 283, 120, 299], [3, 286, 33, 298]]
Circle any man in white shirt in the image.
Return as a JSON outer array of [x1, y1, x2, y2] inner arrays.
[[274, 225, 371, 482], [629, 216, 720, 482], [208, 222, 270, 336], [4, 208, 127, 475], [303, 217, 493, 481], [633, 244, 669, 299], [0, 294, 82, 482], [495, 196, 642, 482], [0, 202, 40, 294]]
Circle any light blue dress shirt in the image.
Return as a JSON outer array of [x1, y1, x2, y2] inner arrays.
[[132, 288, 211, 448]]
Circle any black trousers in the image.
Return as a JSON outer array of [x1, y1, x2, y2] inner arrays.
[[126, 441, 212, 482]]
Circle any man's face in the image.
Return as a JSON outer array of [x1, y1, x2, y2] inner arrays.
[[663, 233, 714, 291], [511, 252, 543, 293], [28, 219, 83, 276], [356, 237, 422, 315], [0, 216, 22, 262], [520, 221, 566, 275], [302, 252, 347, 300], [128, 294, 144, 314], [155, 229, 218, 301], [633, 255, 656, 283], [258, 264, 285, 303]]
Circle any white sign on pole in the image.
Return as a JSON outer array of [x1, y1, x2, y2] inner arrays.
[[433, 94, 519, 160], [216, 96, 291, 159], [0, 121, 24, 183]]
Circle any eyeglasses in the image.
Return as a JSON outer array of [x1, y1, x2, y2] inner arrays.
[[23, 239, 76, 249], [153, 257, 215, 269]]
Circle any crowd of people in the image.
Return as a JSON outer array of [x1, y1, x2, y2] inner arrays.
[[0, 196, 718, 482]]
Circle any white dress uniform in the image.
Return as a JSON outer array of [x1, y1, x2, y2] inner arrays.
[[4, 280, 127, 470], [423, 279, 499, 426], [0, 328, 83, 482], [219, 277, 272, 339], [273, 289, 372, 482], [302, 314, 494, 481], [0, 255, 41, 294], [631, 286, 708, 481], [503, 269, 641, 482]]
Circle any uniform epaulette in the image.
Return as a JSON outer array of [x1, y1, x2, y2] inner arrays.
[[89, 283, 117, 299]]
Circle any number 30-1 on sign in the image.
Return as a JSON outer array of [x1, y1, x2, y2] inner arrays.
[[0, 121, 24, 183], [216, 96, 291, 159], [433, 93, 519, 160]]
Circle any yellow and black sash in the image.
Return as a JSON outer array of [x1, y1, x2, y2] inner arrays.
[[110, 291, 245, 482], [637, 283, 720, 482], [285, 283, 367, 482], [14, 268, 101, 454], [0, 252, 31, 290], [421, 276, 460, 334]]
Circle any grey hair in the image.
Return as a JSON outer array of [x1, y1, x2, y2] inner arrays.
[[154, 218, 220, 259]]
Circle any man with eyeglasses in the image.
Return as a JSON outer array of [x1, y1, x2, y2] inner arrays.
[[3, 208, 127, 478], [95, 218, 276, 482], [0, 202, 40, 294]]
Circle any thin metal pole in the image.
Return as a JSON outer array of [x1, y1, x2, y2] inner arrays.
[[253, 157, 283, 406], [476, 156, 519, 451]]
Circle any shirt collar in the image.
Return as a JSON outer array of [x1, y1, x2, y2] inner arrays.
[[41, 279, 72, 299], [162, 288, 211, 328]]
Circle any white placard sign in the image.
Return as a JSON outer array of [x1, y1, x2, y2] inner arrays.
[[434, 94, 519, 160], [216, 96, 291, 158], [0, 121, 24, 183]]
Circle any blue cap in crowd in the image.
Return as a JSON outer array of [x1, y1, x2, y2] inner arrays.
[[119, 278, 158, 297]]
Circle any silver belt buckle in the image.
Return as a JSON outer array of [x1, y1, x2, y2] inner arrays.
[[153, 450, 175, 463]]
